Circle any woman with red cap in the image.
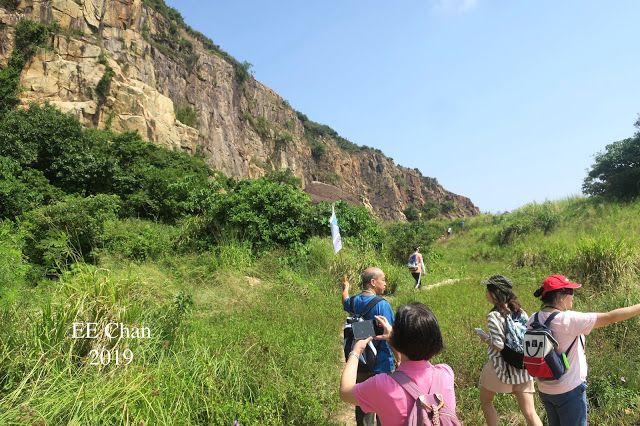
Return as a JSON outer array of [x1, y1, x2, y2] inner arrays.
[[529, 274, 640, 426]]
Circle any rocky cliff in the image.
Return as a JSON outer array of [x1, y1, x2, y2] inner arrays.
[[0, 0, 480, 220]]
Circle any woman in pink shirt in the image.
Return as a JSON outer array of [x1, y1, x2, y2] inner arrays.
[[339, 302, 457, 426], [529, 274, 640, 426]]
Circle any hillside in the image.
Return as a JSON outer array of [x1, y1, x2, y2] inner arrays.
[[0, 0, 479, 220]]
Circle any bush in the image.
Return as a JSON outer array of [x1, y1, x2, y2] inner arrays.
[[570, 237, 637, 291], [0, 20, 55, 116], [175, 104, 198, 127], [20, 195, 120, 273], [210, 178, 312, 251], [307, 201, 383, 248], [496, 202, 560, 245], [0, 103, 114, 194], [102, 219, 180, 261], [384, 221, 441, 264], [0, 156, 63, 219]]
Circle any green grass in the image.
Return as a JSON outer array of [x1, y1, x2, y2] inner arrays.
[[1, 197, 640, 424]]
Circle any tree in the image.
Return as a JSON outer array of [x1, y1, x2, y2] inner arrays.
[[583, 122, 640, 200]]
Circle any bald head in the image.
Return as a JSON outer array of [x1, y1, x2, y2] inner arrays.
[[361, 267, 383, 289]]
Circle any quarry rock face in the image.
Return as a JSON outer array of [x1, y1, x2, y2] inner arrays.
[[0, 0, 479, 219]]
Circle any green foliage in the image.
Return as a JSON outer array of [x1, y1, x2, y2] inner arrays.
[[20, 195, 120, 272], [307, 201, 383, 248], [296, 110, 361, 153], [0, 0, 18, 10], [102, 219, 180, 261], [275, 130, 293, 147], [236, 60, 253, 84], [583, 134, 640, 200], [403, 203, 420, 221], [310, 140, 326, 160], [95, 65, 115, 100], [497, 202, 560, 245], [421, 200, 441, 220], [0, 20, 55, 117], [0, 221, 28, 299], [440, 199, 455, 214], [264, 168, 301, 188], [108, 132, 222, 221], [571, 237, 637, 291], [0, 103, 114, 194], [175, 104, 198, 127], [0, 156, 63, 219], [213, 178, 312, 251], [384, 221, 442, 264]]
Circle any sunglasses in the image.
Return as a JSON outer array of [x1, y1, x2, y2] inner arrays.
[[560, 288, 574, 295]]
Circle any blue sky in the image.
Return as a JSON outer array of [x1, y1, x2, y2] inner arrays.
[[165, 0, 639, 213]]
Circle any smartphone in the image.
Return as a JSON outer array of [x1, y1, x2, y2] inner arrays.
[[352, 320, 376, 340], [474, 327, 490, 340]]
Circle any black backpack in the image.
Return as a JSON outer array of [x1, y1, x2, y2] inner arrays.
[[343, 296, 383, 371]]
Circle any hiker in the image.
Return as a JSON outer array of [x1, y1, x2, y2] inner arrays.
[[478, 275, 542, 426], [340, 302, 459, 425], [341, 268, 395, 426], [447, 227, 452, 237], [407, 246, 426, 289], [527, 274, 640, 426]]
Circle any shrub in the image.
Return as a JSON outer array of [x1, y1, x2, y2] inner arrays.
[[102, 219, 181, 261], [175, 104, 198, 127], [95, 65, 115, 100], [307, 201, 383, 248], [570, 237, 637, 291], [0, 103, 114, 194], [384, 221, 441, 263], [20, 195, 120, 273], [0, 156, 63, 219], [210, 178, 312, 251]]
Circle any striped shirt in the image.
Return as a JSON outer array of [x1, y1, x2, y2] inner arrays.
[[486, 310, 533, 385]]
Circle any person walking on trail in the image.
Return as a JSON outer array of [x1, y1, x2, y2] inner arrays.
[[340, 303, 459, 426], [341, 267, 395, 426], [407, 246, 426, 289], [447, 227, 452, 237], [478, 275, 542, 426], [527, 274, 640, 426]]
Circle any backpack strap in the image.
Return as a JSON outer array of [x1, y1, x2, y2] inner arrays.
[[543, 311, 561, 327], [541, 311, 584, 354], [389, 369, 446, 425], [359, 296, 383, 317]]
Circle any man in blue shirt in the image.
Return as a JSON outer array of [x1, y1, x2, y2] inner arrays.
[[341, 267, 395, 426]]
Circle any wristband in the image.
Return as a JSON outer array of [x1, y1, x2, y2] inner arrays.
[[348, 351, 361, 360]]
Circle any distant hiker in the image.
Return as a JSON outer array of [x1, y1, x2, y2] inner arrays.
[[527, 274, 640, 426], [478, 275, 542, 426], [340, 303, 460, 426], [447, 227, 452, 237], [341, 268, 395, 426], [407, 246, 426, 289]]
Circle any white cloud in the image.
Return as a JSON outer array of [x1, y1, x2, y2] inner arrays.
[[432, 0, 479, 14]]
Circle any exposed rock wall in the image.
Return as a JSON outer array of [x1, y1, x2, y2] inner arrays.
[[0, 0, 479, 219]]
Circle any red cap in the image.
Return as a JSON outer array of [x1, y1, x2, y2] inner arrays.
[[540, 274, 582, 295]]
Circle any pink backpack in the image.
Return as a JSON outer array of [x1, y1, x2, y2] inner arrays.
[[389, 369, 462, 426]]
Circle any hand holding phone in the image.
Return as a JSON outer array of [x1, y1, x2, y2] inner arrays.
[[475, 327, 490, 342], [352, 320, 376, 340]]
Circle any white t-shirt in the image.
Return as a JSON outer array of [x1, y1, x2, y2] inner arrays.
[[527, 310, 597, 394]]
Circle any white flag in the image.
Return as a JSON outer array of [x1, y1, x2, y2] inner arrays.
[[329, 206, 343, 254]]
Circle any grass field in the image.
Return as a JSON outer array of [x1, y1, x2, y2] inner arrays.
[[1, 197, 640, 424]]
